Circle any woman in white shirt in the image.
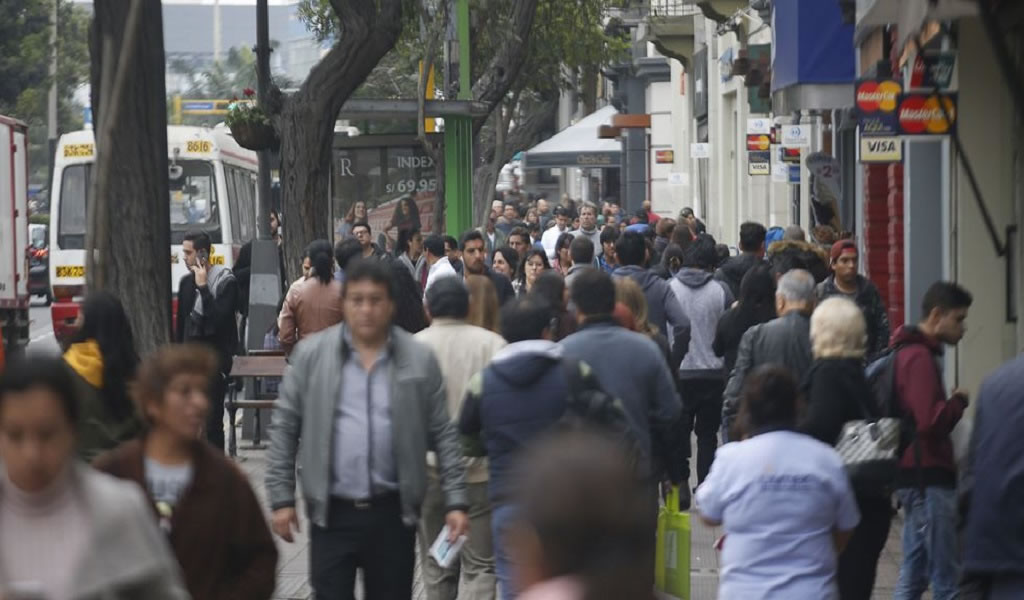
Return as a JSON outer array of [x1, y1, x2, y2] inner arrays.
[[696, 364, 860, 600]]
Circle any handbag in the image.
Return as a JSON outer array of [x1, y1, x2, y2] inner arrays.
[[654, 486, 691, 600], [834, 391, 902, 496]]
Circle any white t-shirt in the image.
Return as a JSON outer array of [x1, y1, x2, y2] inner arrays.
[[696, 430, 860, 600], [541, 225, 568, 261], [424, 256, 458, 297]]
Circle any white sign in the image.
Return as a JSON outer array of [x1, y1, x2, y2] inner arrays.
[[860, 136, 902, 163], [772, 161, 789, 183], [690, 143, 710, 159], [747, 118, 772, 135], [668, 172, 688, 186], [782, 125, 810, 147]]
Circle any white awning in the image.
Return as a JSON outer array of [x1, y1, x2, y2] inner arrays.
[[522, 105, 621, 170], [857, 0, 978, 49]]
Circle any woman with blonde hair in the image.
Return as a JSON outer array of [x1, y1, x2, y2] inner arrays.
[[801, 296, 889, 600], [466, 274, 501, 334]]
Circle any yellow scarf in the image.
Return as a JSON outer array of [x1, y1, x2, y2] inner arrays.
[[64, 339, 104, 389]]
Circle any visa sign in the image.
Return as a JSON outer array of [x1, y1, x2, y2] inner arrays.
[[860, 136, 902, 163]]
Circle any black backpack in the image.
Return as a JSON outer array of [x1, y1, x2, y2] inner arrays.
[[865, 344, 924, 490]]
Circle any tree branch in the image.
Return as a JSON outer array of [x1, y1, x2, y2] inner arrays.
[[470, 0, 540, 132]]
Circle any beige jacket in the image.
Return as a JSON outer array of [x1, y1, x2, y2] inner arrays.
[[278, 277, 344, 353], [415, 318, 507, 483]]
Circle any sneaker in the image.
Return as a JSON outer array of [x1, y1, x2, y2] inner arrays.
[[677, 486, 692, 511]]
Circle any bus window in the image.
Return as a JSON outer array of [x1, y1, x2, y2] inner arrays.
[[170, 160, 218, 230], [58, 164, 91, 250], [225, 165, 242, 241]]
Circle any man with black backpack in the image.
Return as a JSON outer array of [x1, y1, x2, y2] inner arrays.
[[888, 281, 972, 600], [459, 295, 630, 600]]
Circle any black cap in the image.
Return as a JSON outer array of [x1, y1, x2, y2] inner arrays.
[[553, 206, 568, 217]]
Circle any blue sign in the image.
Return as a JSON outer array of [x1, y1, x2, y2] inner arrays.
[[789, 165, 801, 184], [183, 101, 216, 111]]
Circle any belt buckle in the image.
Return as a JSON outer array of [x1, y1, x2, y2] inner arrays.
[[353, 499, 372, 510]]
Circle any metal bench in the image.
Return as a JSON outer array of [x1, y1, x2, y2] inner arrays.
[[226, 351, 286, 458]]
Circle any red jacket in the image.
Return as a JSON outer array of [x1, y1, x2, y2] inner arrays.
[[892, 325, 967, 488]]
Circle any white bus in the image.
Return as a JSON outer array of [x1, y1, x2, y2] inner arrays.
[[49, 124, 259, 341]]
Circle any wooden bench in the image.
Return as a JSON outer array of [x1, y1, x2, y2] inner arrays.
[[226, 352, 287, 458]]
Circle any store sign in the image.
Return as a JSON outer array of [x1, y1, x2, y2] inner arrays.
[[782, 125, 810, 147], [748, 151, 770, 176], [897, 93, 957, 135], [860, 136, 903, 163], [780, 146, 802, 165], [747, 118, 772, 135], [690, 143, 710, 159], [746, 134, 771, 152], [856, 78, 902, 136], [655, 150, 675, 164], [909, 52, 956, 90]]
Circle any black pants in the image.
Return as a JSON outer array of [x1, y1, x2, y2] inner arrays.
[[205, 371, 227, 453], [681, 378, 725, 485], [310, 496, 416, 600], [838, 495, 893, 600]]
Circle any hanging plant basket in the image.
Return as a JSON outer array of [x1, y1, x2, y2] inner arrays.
[[230, 121, 279, 151]]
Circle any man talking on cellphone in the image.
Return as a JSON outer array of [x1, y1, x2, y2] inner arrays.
[[177, 230, 239, 453]]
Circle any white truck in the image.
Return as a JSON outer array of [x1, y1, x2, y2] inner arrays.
[[0, 116, 30, 355]]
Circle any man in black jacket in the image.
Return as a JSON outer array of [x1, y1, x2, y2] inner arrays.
[[461, 230, 515, 305], [816, 239, 890, 361], [176, 230, 239, 453], [714, 221, 766, 299]]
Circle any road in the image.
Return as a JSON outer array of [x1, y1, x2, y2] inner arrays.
[[28, 299, 60, 355]]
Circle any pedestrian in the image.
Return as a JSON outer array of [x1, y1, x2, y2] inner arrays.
[[816, 240, 890, 361], [467, 274, 502, 334], [766, 238, 831, 283], [643, 199, 660, 224], [551, 232, 574, 276], [712, 264, 776, 377], [507, 430, 656, 600], [524, 207, 539, 229], [613, 231, 691, 351], [515, 249, 551, 298], [266, 259, 470, 600], [799, 297, 891, 600], [668, 234, 734, 490], [784, 224, 806, 241], [444, 235, 465, 275], [0, 356, 189, 599], [541, 207, 572, 261], [528, 222, 544, 250], [536, 198, 552, 231], [462, 230, 516, 305], [415, 278, 507, 600], [678, 207, 705, 236], [62, 291, 141, 462], [696, 365, 860, 600], [722, 269, 816, 438], [424, 234, 458, 295], [389, 261, 428, 333], [338, 200, 368, 241], [95, 344, 278, 600], [507, 226, 531, 260], [598, 227, 618, 273], [564, 236, 594, 290], [395, 228, 427, 285], [496, 203, 522, 237], [491, 246, 519, 283], [386, 196, 421, 236], [335, 237, 364, 283], [278, 239, 345, 354], [530, 270, 577, 341], [714, 221, 766, 299], [570, 203, 602, 257], [459, 296, 611, 600], [176, 230, 238, 453], [891, 281, 972, 600], [962, 353, 1024, 599], [480, 212, 509, 261], [654, 218, 675, 256], [352, 221, 389, 260]]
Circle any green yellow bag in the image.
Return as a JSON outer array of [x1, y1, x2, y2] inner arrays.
[[654, 486, 691, 600]]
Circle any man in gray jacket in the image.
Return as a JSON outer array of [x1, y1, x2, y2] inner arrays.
[[721, 269, 816, 437], [266, 259, 469, 600]]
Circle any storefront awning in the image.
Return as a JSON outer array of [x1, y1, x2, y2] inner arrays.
[[521, 105, 621, 170], [771, 0, 855, 113]]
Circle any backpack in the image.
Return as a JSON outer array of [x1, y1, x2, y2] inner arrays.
[[865, 344, 924, 490]]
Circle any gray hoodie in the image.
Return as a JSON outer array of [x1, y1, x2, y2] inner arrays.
[[669, 268, 734, 379]]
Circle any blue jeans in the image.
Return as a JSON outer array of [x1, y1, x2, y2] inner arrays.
[[491, 503, 519, 600], [893, 487, 961, 600]]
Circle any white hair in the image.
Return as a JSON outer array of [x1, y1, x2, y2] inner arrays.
[[811, 297, 867, 359], [776, 269, 816, 304]]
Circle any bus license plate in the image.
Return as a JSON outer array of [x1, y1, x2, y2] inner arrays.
[[56, 266, 85, 278]]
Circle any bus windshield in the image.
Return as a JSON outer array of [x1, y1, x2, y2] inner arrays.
[[57, 159, 220, 249]]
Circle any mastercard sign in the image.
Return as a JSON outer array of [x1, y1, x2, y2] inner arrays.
[[856, 78, 902, 136], [897, 93, 957, 135]]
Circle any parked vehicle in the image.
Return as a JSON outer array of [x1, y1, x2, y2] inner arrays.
[[28, 223, 51, 304], [0, 116, 30, 356]]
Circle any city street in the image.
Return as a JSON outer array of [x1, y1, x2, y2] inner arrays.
[[27, 301, 59, 356]]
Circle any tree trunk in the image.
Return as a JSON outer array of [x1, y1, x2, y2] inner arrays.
[[89, 0, 171, 354], [277, 0, 404, 283]]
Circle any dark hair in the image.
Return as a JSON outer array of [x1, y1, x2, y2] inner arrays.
[[682, 234, 719, 269], [738, 365, 801, 435], [680, 207, 695, 218], [423, 234, 445, 259], [556, 232, 575, 253], [656, 218, 676, 238], [352, 221, 371, 235], [517, 248, 552, 286], [571, 269, 615, 317], [0, 355, 80, 428], [715, 243, 731, 268], [569, 236, 595, 266], [461, 229, 484, 250], [334, 238, 363, 271], [389, 262, 427, 333], [183, 230, 212, 253], [615, 231, 646, 266], [508, 226, 530, 245], [134, 344, 219, 427], [443, 236, 460, 252], [395, 228, 414, 256], [739, 222, 768, 253], [493, 246, 519, 280], [306, 239, 335, 284], [425, 276, 470, 320], [662, 244, 685, 273], [670, 223, 694, 252], [343, 258, 395, 300], [500, 296, 555, 343], [67, 291, 139, 420], [600, 226, 619, 246], [769, 252, 808, 279], [921, 281, 973, 317], [734, 264, 777, 329], [531, 270, 566, 310]]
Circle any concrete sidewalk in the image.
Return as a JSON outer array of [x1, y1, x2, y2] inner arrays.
[[237, 446, 925, 600]]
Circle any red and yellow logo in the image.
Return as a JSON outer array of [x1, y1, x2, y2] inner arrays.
[[898, 95, 956, 135], [856, 80, 901, 113]]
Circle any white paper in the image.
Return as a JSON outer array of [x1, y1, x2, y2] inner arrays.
[[430, 525, 468, 568]]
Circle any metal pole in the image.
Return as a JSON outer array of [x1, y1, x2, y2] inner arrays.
[[443, 0, 473, 235], [255, 0, 272, 240], [213, 0, 222, 64], [47, 0, 58, 199]]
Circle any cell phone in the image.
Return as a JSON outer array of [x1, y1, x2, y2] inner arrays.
[[197, 249, 209, 267]]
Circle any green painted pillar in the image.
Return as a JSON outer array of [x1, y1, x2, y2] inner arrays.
[[444, 0, 474, 236]]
